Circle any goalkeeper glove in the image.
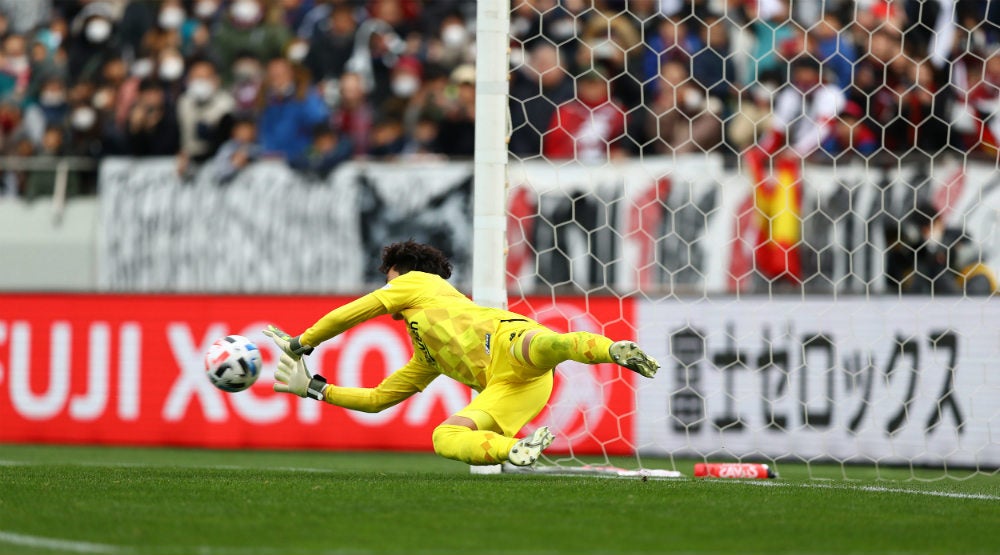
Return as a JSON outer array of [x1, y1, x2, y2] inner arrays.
[[263, 324, 314, 359], [273, 352, 328, 400]]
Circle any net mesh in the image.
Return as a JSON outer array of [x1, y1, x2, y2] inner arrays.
[[503, 0, 999, 479]]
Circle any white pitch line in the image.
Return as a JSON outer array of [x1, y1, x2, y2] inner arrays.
[[743, 479, 1000, 501], [0, 530, 125, 554], [0, 459, 340, 473]]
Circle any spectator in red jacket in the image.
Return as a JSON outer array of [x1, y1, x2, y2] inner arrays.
[[543, 69, 625, 162]]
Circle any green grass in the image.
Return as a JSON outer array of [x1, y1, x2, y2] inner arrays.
[[0, 445, 997, 555]]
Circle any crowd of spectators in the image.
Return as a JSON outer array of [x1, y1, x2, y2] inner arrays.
[[0, 0, 999, 197]]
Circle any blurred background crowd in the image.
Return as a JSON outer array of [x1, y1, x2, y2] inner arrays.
[[0, 0, 998, 198]]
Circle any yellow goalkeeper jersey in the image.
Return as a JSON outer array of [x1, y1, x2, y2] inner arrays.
[[301, 271, 534, 392]]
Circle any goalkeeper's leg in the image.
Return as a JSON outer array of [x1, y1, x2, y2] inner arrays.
[[514, 329, 659, 378], [431, 376, 553, 465]]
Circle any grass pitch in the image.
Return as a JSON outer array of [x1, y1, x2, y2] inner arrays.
[[0, 445, 997, 555]]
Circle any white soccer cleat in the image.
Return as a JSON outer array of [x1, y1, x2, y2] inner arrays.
[[610, 341, 659, 378], [507, 426, 555, 467]]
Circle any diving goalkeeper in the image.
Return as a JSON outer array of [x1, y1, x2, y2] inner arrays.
[[265, 241, 658, 466]]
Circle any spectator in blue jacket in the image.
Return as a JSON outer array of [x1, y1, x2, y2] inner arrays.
[[257, 57, 328, 161]]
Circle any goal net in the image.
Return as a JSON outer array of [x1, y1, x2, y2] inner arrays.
[[497, 0, 1000, 480]]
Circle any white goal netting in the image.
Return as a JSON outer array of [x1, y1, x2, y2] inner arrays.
[[501, 0, 1000, 479]]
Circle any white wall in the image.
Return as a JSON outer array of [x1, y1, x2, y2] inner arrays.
[[0, 198, 98, 290]]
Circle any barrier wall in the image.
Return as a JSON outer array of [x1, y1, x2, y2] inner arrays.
[[97, 156, 1000, 295], [2, 293, 997, 467]]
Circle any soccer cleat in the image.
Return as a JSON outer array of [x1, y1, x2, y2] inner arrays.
[[507, 426, 555, 467], [610, 341, 659, 378]]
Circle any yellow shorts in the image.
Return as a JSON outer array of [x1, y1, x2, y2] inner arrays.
[[455, 319, 554, 437]]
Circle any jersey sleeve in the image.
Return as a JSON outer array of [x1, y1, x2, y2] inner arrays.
[[300, 293, 389, 347], [369, 272, 429, 314], [322, 356, 440, 412]]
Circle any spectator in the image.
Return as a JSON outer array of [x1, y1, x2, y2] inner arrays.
[[805, 11, 856, 91], [304, 2, 356, 82], [818, 100, 878, 159], [257, 57, 329, 160], [434, 63, 475, 157], [213, 0, 291, 81], [124, 78, 180, 156], [759, 57, 845, 158], [289, 124, 351, 178], [21, 75, 69, 143], [400, 115, 441, 157], [884, 200, 962, 296], [690, 10, 736, 103], [745, 0, 797, 84], [369, 117, 406, 157], [381, 55, 422, 121], [212, 114, 261, 183], [646, 57, 724, 155], [642, 13, 698, 96], [176, 58, 235, 175], [229, 51, 265, 111], [543, 69, 626, 162], [67, 7, 121, 84], [509, 42, 575, 158], [2, 33, 31, 99], [1, 132, 32, 196], [25, 125, 80, 201], [0, 97, 23, 150], [330, 71, 374, 156]]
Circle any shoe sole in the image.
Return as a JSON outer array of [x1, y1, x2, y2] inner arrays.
[[611, 341, 659, 378], [508, 426, 555, 467]]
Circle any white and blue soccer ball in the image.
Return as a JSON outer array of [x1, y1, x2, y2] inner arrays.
[[205, 335, 263, 393]]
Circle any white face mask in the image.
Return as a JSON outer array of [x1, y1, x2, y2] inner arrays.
[[131, 58, 154, 79], [159, 6, 186, 29], [6, 56, 28, 73], [71, 106, 97, 131], [86, 18, 112, 44], [195, 0, 219, 19], [40, 90, 66, 106], [441, 24, 467, 49], [159, 57, 185, 81], [93, 89, 113, 110], [391, 75, 420, 98], [231, 0, 261, 24], [187, 77, 216, 101], [287, 42, 309, 63]]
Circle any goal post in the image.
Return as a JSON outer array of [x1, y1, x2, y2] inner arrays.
[[470, 0, 511, 476], [471, 0, 1000, 480]]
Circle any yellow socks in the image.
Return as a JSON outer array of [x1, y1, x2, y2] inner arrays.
[[432, 424, 519, 465]]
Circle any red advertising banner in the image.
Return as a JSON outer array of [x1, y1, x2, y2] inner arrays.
[[0, 294, 636, 454]]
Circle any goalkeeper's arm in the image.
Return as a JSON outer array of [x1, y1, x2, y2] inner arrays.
[[265, 293, 388, 358], [274, 354, 437, 413]]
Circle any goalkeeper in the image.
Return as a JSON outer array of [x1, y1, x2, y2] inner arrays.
[[265, 241, 658, 466]]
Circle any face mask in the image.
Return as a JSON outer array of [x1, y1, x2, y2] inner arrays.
[[131, 58, 153, 79], [188, 78, 216, 101], [287, 42, 309, 63], [93, 89, 113, 110], [231, 0, 261, 24], [391, 75, 420, 98], [159, 57, 185, 81], [233, 64, 260, 83], [195, 1, 219, 19], [85, 18, 112, 44], [441, 24, 467, 49], [272, 83, 295, 98], [6, 56, 28, 73], [40, 91, 65, 107], [71, 106, 97, 131], [159, 6, 186, 29]]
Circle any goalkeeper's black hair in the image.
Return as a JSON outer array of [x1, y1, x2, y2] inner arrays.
[[379, 241, 453, 279]]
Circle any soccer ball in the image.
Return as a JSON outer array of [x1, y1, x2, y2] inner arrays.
[[205, 335, 263, 393]]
